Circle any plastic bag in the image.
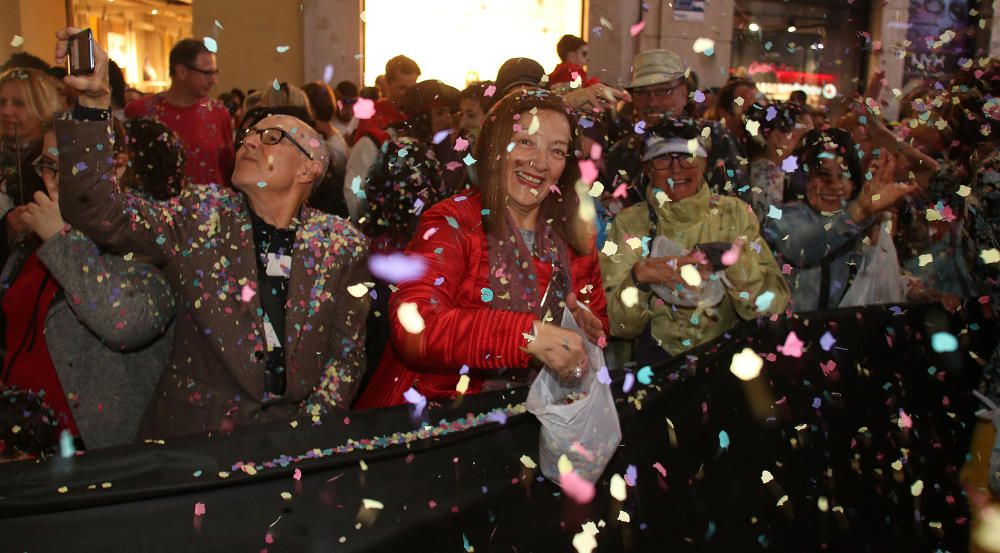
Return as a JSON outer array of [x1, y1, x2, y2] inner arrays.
[[839, 220, 907, 307], [649, 235, 726, 308], [525, 307, 622, 484]]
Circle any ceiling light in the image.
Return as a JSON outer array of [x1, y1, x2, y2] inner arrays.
[[151, 8, 158, 15]]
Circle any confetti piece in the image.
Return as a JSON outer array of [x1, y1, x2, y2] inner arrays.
[[957, 185, 972, 197], [730, 348, 763, 380], [630, 20, 646, 36], [597, 366, 612, 385], [353, 98, 376, 119], [693, 90, 706, 103], [60, 429, 75, 458], [588, 181, 604, 198], [520, 455, 537, 469], [910, 480, 924, 496], [652, 462, 667, 477], [241, 284, 257, 302], [692, 37, 715, 56], [777, 331, 804, 358], [293, 468, 302, 481], [781, 156, 798, 173], [621, 286, 639, 308], [745, 119, 761, 137], [761, 470, 774, 484], [346, 282, 369, 298], [610, 474, 627, 501], [202, 37, 218, 53], [600, 241, 618, 256], [403, 388, 426, 415], [755, 290, 775, 312], [777, 495, 789, 507], [10, 35, 23, 48], [718, 430, 730, 450], [456, 375, 470, 394], [898, 409, 913, 429], [930, 332, 957, 352], [397, 303, 425, 334], [918, 254, 933, 267], [634, 121, 646, 134], [636, 365, 653, 385], [767, 205, 783, 220], [484, 84, 496, 97], [362, 499, 384, 510], [276, 45, 290, 53], [280, 491, 293, 501], [623, 372, 636, 393], [680, 265, 702, 287], [820, 331, 836, 351], [462, 534, 474, 552], [323, 64, 335, 83], [572, 526, 598, 553], [369, 253, 427, 283], [579, 159, 598, 184], [463, 153, 477, 166], [560, 471, 596, 503], [214, 19, 224, 29], [194, 502, 206, 516], [618, 510, 631, 523], [981, 249, 1000, 264], [271, 79, 281, 91]]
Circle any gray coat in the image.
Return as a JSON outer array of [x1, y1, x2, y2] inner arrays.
[[36, 230, 174, 449]]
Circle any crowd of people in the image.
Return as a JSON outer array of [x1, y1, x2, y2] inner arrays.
[[0, 27, 996, 472]]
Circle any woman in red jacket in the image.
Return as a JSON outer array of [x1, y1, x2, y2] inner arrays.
[[355, 90, 608, 408]]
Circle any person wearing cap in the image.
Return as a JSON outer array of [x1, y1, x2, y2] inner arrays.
[[604, 49, 747, 207], [492, 56, 624, 113], [51, 28, 371, 439], [600, 119, 788, 363]]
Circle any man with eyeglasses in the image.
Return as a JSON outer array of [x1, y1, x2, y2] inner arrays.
[[124, 38, 234, 187], [603, 49, 746, 208], [52, 28, 371, 439]]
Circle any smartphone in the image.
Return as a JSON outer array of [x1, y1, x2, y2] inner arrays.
[[67, 29, 95, 76], [693, 242, 731, 272]]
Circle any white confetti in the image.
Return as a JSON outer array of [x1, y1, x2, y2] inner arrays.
[[730, 348, 763, 381], [397, 302, 425, 334]]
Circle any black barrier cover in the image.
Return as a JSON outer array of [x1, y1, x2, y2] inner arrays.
[[0, 303, 992, 552]]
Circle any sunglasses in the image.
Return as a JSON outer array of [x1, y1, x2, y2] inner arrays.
[[238, 127, 314, 159], [649, 153, 698, 170]]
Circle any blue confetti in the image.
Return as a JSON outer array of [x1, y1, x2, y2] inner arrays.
[[634, 120, 647, 134], [930, 332, 958, 353], [480, 287, 494, 302], [59, 429, 75, 459], [755, 290, 775, 312], [767, 205, 783, 220], [463, 153, 476, 165], [637, 365, 653, 385], [718, 430, 730, 450], [445, 216, 459, 229]]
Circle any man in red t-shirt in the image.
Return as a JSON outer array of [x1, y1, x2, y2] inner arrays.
[[125, 38, 234, 186]]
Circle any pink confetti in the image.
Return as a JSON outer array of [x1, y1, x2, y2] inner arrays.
[[652, 462, 667, 477], [194, 502, 206, 516], [353, 97, 376, 119], [782, 264, 793, 275], [898, 409, 913, 429], [820, 360, 837, 376], [612, 183, 629, 199], [422, 227, 438, 240], [597, 335, 607, 348], [484, 85, 496, 97], [777, 331, 804, 358], [241, 284, 256, 303], [454, 136, 469, 152], [293, 468, 302, 481], [578, 159, 598, 184], [548, 184, 561, 195], [571, 442, 596, 462], [589, 143, 603, 160], [721, 243, 742, 266], [560, 471, 595, 503], [630, 19, 646, 37]]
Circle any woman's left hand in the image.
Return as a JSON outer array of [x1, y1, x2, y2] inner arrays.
[[566, 292, 605, 345], [21, 190, 66, 241]]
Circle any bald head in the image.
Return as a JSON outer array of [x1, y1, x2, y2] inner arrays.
[[257, 114, 330, 177]]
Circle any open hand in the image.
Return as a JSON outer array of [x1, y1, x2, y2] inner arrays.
[[566, 292, 605, 345], [21, 190, 65, 241]]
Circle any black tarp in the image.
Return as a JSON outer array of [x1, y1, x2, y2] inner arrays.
[[0, 303, 993, 552]]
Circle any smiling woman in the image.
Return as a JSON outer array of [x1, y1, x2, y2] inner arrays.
[[354, 90, 609, 409]]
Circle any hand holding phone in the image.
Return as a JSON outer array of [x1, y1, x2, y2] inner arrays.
[[54, 27, 111, 109], [66, 29, 95, 76]]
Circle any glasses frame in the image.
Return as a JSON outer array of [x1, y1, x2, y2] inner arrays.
[[649, 152, 699, 171], [31, 155, 59, 179], [632, 80, 687, 100], [239, 126, 315, 160], [183, 64, 219, 77]]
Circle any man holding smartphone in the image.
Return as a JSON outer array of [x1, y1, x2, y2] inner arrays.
[[123, 38, 234, 187], [52, 27, 371, 439]]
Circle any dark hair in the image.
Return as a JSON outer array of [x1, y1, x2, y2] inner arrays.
[[556, 35, 587, 61], [230, 88, 245, 105], [121, 118, 187, 201], [789, 128, 863, 202], [168, 38, 212, 78], [363, 135, 448, 243], [474, 90, 590, 255], [385, 55, 420, 82], [335, 80, 359, 100], [460, 81, 493, 113], [359, 86, 380, 101], [713, 78, 757, 117], [108, 60, 127, 110], [1, 52, 50, 73], [301, 81, 337, 123], [0, 387, 60, 460]]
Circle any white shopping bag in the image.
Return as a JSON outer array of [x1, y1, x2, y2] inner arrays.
[[525, 307, 622, 483], [840, 220, 907, 307]]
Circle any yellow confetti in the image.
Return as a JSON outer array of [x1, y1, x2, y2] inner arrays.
[[891, 459, 904, 471], [360, 460, 368, 471], [761, 470, 774, 484], [347, 282, 370, 298], [361, 498, 384, 510], [280, 491, 293, 501], [620, 286, 639, 308], [911, 480, 924, 496], [519, 455, 537, 469], [588, 181, 604, 197], [958, 185, 972, 197], [11, 425, 20, 434], [818, 497, 829, 511], [10, 35, 23, 47], [981, 249, 1000, 264], [527, 115, 540, 135], [601, 241, 618, 256], [397, 302, 425, 333], [617, 510, 631, 523], [610, 474, 627, 501], [925, 209, 943, 221], [680, 265, 702, 287], [625, 237, 641, 250], [918, 254, 933, 267], [57, 486, 68, 494], [730, 348, 763, 381], [777, 495, 789, 507], [974, 505, 1000, 551], [558, 453, 574, 475], [745, 119, 761, 137], [456, 374, 470, 394], [218, 471, 230, 478]]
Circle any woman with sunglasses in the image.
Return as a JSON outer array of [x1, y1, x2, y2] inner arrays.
[[600, 118, 789, 364], [355, 90, 608, 408], [0, 119, 176, 451]]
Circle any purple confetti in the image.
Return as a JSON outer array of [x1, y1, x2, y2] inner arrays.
[[485, 411, 508, 425], [625, 464, 638, 486], [693, 90, 706, 103], [623, 372, 636, 393], [781, 155, 798, 173], [403, 387, 426, 416], [597, 366, 612, 385], [812, 397, 821, 409], [634, 121, 647, 134], [368, 253, 427, 284], [323, 64, 335, 83], [820, 331, 836, 351]]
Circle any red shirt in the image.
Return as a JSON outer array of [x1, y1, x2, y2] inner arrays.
[[2, 252, 79, 436], [352, 99, 405, 147], [125, 94, 234, 186], [354, 192, 608, 408], [548, 62, 600, 89]]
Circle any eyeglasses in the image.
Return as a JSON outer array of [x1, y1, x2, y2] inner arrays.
[[632, 81, 686, 100], [184, 64, 219, 77], [31, 156, 58, 178], [649, 153, 699, 171], [238, 126, 314, 159]]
